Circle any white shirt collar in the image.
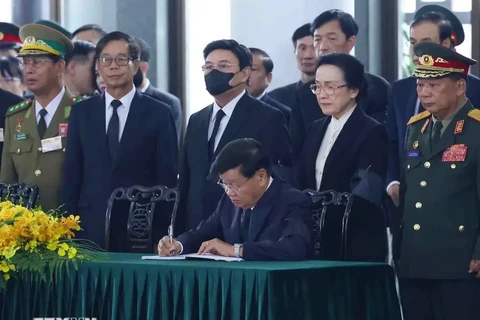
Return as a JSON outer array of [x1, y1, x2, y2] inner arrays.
[[105, 86, 137, 110], [255, 90, 267, 100], [139, 78, 150, 93], [330, 104, 356, 130], [35, 86, 65, 117], [211, 90, 246, 122]]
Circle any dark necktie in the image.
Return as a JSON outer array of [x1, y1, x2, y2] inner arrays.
[[208, 109, 226, 161], [107, 100, 122, 161], [431, 120, 443, 151], [241, 208, 251, 242], [38, 109, 48, 138]]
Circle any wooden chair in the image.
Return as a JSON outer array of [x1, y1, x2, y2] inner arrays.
[[0, 182, 39, 209], [104, 185, 180, 252], [304, 189, 354, 260]]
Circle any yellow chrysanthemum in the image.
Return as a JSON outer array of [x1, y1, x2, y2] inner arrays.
[[68, 247, 77, 259], [57, 248, 66, 257]]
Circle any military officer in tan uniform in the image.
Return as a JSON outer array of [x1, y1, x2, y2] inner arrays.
[[398, 42, 480, 320], [0, 23, 81, 211]]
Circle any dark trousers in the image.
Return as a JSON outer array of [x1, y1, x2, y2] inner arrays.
[[399, 278, 480, 320]]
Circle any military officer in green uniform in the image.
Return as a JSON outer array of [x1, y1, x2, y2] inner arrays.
[[398, 42, 480, 320], [0, 23, 81, 211]]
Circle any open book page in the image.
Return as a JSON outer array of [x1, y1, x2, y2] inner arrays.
[[141, 253, 243, 262]]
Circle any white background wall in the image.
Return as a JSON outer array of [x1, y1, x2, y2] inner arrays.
[[185, 0, 355, 117], [61, 0, 118, 34]]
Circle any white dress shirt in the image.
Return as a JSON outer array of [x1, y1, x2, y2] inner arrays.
[[208, 90, 246, 151], [139, 78, 150, 93], [105, 86, 136, 140], [35, 86, 65, 128], [315, 105, 356, 190], [255, 90, 267, 100]]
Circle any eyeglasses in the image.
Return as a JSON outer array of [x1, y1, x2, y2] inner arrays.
[[310, 83, 347, 95], [217, 177, 251, 193], [20, 58, 56, 68], [97, 56, 133, 67], [201, 62, 238, 73]]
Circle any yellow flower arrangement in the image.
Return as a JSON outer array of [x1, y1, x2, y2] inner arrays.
[[0, 201, 104, 291]]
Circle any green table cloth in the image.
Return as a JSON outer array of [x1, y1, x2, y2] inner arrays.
[[0, 253, 401, 320]]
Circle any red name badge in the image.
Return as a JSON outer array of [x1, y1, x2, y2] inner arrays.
[[442, 144, 468, 162], [59, 123, 68, 137]]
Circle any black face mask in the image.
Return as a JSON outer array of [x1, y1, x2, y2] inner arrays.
[[204, 69, 240, 96], [133, 68, 144, 88]]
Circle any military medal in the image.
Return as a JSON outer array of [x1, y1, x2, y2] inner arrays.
[[15, 118, 23, 133], [59, 123, 68, 137], [413, 141, 419, 149], [421, 118, 430, 134], [454, 120, 464, 134], [442, 144, 468, 162]]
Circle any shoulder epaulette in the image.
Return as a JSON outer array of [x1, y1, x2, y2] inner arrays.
[[467, 109, 480, 122], [5, 100, 32, 117], [407, 110, 431, 126]]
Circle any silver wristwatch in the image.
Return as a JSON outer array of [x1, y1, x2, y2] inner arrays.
[[234, 243, 243, 258]]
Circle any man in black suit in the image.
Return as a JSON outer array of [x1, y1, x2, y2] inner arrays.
[[0, 88, 23, 168], [158, 138, 312, 260], [246, 47, 291, 122], [134, 37, 183, 143], [178, 39, 291, 234], [62, 32, 178, 250], [269, 23, 316, 108], [290, 10, 390, 155]]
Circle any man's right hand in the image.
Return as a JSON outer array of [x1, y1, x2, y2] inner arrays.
[[388, 183, 400, 207], [157, 236, 181, 256]]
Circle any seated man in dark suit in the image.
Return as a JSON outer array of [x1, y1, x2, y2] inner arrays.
[[134, 37, 183, 143], [158, 138, 312, 261], [247, 47, 291, 122]]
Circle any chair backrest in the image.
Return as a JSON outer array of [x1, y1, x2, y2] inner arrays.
[[105, 185, 180, 252], [304, 189, 353, 260], [0, 182, 39, 209]]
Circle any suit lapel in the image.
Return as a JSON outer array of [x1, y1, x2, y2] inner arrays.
[[406, 77, 419, 119], [215, 94, 251, 156], [306, 118, 330, 189], [115, 91, 148, 167], [417, 118, 432, 160], [43, 89, 73, 139], [322, 107, 363, 185], [247, 179, 279, 241], [91, 94, 109, 165]]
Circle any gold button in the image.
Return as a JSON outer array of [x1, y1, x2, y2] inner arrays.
[[16, 148, 20, 154], [459, 225, 465, 232], [34, 169, 41, 176], [407, 165, 411, 169], [451, 164, 456, 169], [415, 202, 422, 209], [38, 147, 42, 152], [413, 224, 421, 231], [424, 162, 431, 168], [420, 181, 427, 187]]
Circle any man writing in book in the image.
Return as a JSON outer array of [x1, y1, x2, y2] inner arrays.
[[157, 138, 312, 261]]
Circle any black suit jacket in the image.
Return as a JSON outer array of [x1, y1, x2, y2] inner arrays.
[[176, 178, 312, 260], [260, 93, 291, 123], [269, 81, 301, 109], [290, 73, 390, 155], [178, 92, 291, 233], [62, 90, 178, 248], [295, 107, 388, 261], [0, 89, 23, 168], [144, 84, 183, 143]]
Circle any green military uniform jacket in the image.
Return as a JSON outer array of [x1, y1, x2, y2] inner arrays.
[[0, 88, 81, 211], [399, 101, 480, 279]]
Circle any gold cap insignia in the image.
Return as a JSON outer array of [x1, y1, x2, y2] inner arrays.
[[420, 54, 434, 66], [24, 36, 35, 44], [435, 57, 448, 64]]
